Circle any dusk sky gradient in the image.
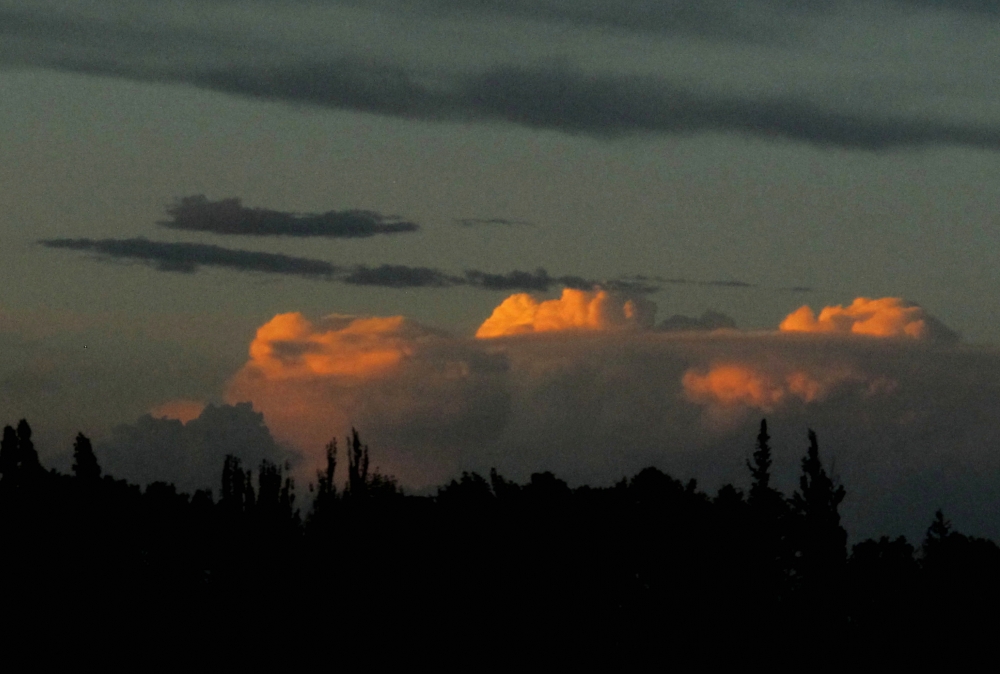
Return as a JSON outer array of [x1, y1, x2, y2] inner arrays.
[[3, 0, 1000, 540]]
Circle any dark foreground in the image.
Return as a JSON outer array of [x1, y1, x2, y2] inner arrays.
[[1, 420, 997, 662]]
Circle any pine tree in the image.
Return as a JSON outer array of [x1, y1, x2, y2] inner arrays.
[[747, 419, 785, 513], [745, 419, 791, 609], [72, 432, 101, 481], [790, 430, 847, 590]]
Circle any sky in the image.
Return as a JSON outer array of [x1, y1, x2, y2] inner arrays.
[[3, 0, 1000, 540]]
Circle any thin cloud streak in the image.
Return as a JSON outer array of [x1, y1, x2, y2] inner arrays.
[[40, 237, 338, 277], [455, 218, 535, 228], [39, 237, 797, 295], [161, 195, 419, 238]]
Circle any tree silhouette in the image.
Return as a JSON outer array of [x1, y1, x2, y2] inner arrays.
[[0, 425, 17, 481], [0, 420, 42, 487], [747, 419, 774, 502], [790, 429, 847, 606], [306, 438, 338, 535], [346, 428, 369, 499], [72, 432, 101, 481], [744, 419, 791, 611]]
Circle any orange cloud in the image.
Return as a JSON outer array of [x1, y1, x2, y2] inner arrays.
[[683, 363, 861, 412], [243, 312, 432, 380], [227, 313, 432, 453], [780, 297, 930, 339], [149, 399, 206, 424], [476, 288, 655, 338]]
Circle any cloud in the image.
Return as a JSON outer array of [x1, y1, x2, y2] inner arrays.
[[5, 5, 1000, 151], [40, 238, 676, 294], [160, 195, 419, 238], [475, 288, 657, 338], [149, 399, 206, 424], [342, 264, 460, 288], [39, 237, 337, 277], [219, 304, 1000, 543], [225, 312, 509, 483], [682, 362, 877, 413], [780, 297, 959, 342], [210, 294, 1000, 544], [658, 310, 737, 332], [98, 402, 292, 493], [189, 62, 1000, 150], [455, 218, 535, 227]]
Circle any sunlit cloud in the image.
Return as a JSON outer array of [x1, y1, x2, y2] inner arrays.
[[197, 294, 1000, 541], [681, 362, 876, 412], [149, 399, 206, 424], [475, 288, 656, 338], [779, 297, 952, 340]]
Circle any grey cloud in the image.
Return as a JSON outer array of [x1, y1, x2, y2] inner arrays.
[[464, 268, 554, 292], [161, 195, 419, 238], [185, 61, 1000, 150], [342, 264, 460, 288], [455, 218, 535, 227], [40, 237, 338, 277], [39, 237, 672, 293], [658, 310, 738, 332], [5, 7, 1000, 150], [98, 402, 293, 493], [42, 237, 795, 295], [619, 274, 757, 290]]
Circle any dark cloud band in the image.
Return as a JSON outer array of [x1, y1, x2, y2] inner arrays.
[[40, 238, 338, 277], [39, 237, 766, 293], [4, 7, 1000, 151], [161, 195, 419, 238]]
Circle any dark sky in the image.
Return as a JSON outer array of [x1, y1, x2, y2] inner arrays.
[[2, 0, 1000, 539]]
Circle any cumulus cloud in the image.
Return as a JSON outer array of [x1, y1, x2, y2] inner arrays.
[[98, 402, 292, 493], [475, 289, 656, 338], [160, 195, 419, 237], [210, 294, 1000, 542], [40, 238, 337, 277], [780, 297, 959, 342], [225, 312, 509, 483]]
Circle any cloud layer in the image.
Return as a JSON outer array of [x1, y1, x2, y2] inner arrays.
[[39, 237, 746, 294], [4, 2, 1000, 150], [40, 237, 337, 277], [98, 402, 292, 493], [211, 293, 1000, 543], [161, 195, 419, 238]]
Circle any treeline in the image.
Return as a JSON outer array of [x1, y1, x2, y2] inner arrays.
[[1, 419, 997, 657]]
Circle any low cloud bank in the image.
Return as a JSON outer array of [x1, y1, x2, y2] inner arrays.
[[209, 294, 1000, 542], [98, 402, 293, 493]]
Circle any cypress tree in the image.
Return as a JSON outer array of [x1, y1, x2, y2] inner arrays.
[[72, 432, 101, 481]]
